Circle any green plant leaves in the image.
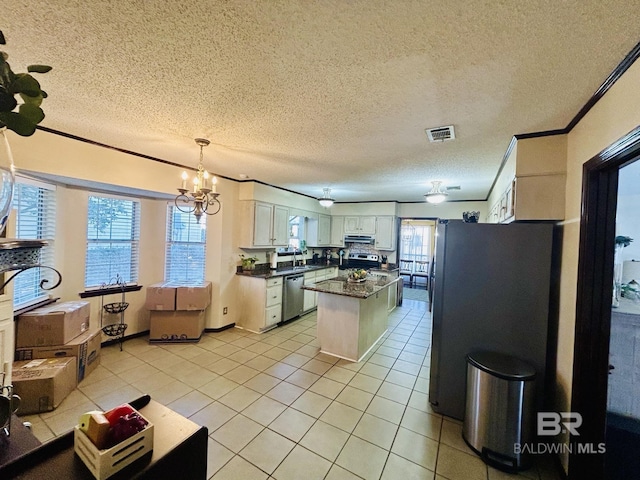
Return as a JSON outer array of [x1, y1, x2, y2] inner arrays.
[[0, 111, 39, 136], [0, 90, 17, 111], [13, 73, 42, 97], [27, 64, 52, 74], [0, 30, 51, 136]]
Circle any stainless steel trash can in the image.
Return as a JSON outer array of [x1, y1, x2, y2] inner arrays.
[[463, 351, 536, 472]]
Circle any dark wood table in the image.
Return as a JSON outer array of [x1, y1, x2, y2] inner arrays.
[[0, 399, 208, 479]]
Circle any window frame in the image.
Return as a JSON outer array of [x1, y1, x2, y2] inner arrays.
[[12, 176, 57, 309], [164, 204, 207, 283], [84, 193, 140, 289]]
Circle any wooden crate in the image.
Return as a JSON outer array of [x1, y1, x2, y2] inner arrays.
[[74, 409, 154, 480]]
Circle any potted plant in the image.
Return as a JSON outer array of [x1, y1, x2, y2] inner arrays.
[[0, 30, 51, 235], [0, 30, 52, 136], [240, 254, 259, 271]]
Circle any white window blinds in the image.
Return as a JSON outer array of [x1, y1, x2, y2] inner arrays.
[[85, 195, 140, 288], [165, 205, 206, 283], [13, 177, 57, 308]]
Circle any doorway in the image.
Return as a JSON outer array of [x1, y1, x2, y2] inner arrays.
[[604, 159, 640, 479], [398, 219, 436, 300], [570, 127, 640, 479]]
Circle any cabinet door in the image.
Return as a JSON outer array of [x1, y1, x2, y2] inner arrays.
[[303, 271, 318, 311], [317, 214, 331, 246], [330, 216, 344, 246], [266, 284, 282, 307], [265, 304, 282, 327], [344, 216, 360, 234], [375, 216, 396, 250], [253, 202, 274, 246], [272, 205, 290, 246], [0, 300, 14, 385], [360, 216, 377, 235]]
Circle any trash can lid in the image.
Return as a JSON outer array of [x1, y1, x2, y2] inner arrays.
[[467, 351, 536, 381]]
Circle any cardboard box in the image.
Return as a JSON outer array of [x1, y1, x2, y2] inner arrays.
[[17, 301, 90, 348], [149, 310, 205, 342], [15, 328, 102, 383], [12, 357, 78, 414], [74, 407, 154, 480], [176, 281, 212, 310], [145, 282, 177, 311]]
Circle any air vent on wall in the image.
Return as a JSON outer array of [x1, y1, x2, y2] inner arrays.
[[425, 125, 455, 143], [446, 185, 461, 191]]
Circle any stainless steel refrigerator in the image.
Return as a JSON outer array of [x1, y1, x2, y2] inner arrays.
[[428, 220, 554, 420]]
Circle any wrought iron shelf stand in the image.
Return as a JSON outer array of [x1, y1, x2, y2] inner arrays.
[[0, 239, 62, 293]]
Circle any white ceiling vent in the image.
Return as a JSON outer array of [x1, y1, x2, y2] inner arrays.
[[425, 125, 455, 143], [446, 185, 461, 191]]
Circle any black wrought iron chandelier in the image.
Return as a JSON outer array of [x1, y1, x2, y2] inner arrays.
[[175, 138, 221, 222]]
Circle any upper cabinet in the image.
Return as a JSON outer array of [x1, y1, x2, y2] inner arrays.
[[488, 135, 567, 223], [240, 201, 289, 248], [330, 216, 344, 247], [307, 213, 331, 247], [344, 216, 376, 235], [375, 216, 396, 251]]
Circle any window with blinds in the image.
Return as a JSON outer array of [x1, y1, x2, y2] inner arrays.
[[165, 205, 206, 283], [13, 178, 57, 308], [85, 195, 140, 288]]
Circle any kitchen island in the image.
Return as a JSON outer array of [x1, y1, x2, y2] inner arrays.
[[303, 275, 400, 361]]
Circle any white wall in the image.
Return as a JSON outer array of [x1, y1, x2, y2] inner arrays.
[[398, 201, 486, 220], [8, 129, 240, 334]]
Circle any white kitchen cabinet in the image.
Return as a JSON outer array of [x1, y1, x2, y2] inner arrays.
[[375, 216, 396, 250], [302, 266, 338, 313], [303, 271, 317, 312], [307, 214, 331, 247], [0, 296, 13, 385], [240, 201, 290, 248], [344, 216, 376, 235], [237, 276, 283, 333], [330, 216, 344, 247]]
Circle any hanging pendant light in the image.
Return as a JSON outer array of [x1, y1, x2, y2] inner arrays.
[[318, 188, 335, 207], [175, 138, 221, 222], [424, 181, 448, 204]]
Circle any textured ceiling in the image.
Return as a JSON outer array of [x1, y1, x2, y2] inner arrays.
[[4, 1, 640, 203]]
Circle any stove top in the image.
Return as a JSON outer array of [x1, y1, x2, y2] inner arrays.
[[347, 253, 379, 262], [347, 253, 380, 269]]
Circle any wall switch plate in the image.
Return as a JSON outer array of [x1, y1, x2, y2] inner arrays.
[[223, 307, 228, 314]]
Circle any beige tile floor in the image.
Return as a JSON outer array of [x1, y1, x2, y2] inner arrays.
[[20, 289, 561, 480]]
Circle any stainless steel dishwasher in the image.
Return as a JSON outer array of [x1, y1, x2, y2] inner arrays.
[[283, 273, 305, 322]]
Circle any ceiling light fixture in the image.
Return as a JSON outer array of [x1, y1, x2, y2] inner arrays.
[[176, 138, 221, 223], [318, 188, 335, 208], [424, 181, 448, 204]]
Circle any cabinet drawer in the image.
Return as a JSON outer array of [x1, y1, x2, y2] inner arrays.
[[303, 271, 316, 283], [266, 284, 282, 307], [265, 304, 282, 327], [266, 277, 283, 288]]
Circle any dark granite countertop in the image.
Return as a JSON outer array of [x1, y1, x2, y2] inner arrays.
[[302, 275, 399, 299], [236, 263, 340, 279]]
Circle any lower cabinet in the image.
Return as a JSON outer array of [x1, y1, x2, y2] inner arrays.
[[0, 297, 13, 385], [303, 271, 317, 312], [303, 267, 339, 313], [237, 276, 283, 333]]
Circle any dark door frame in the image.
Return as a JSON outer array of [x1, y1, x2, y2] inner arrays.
[[569, 125, 640, 479]]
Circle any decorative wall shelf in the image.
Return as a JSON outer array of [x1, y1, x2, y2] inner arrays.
[[0, 239, 61, 292]]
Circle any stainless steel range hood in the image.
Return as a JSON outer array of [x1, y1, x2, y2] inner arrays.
[[344, 235, 375, 244]]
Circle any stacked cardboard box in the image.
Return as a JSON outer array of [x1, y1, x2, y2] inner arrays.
[[146, 282, 211, 342], [13, 301, 101, 413], [12, 357, 77, 414]]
